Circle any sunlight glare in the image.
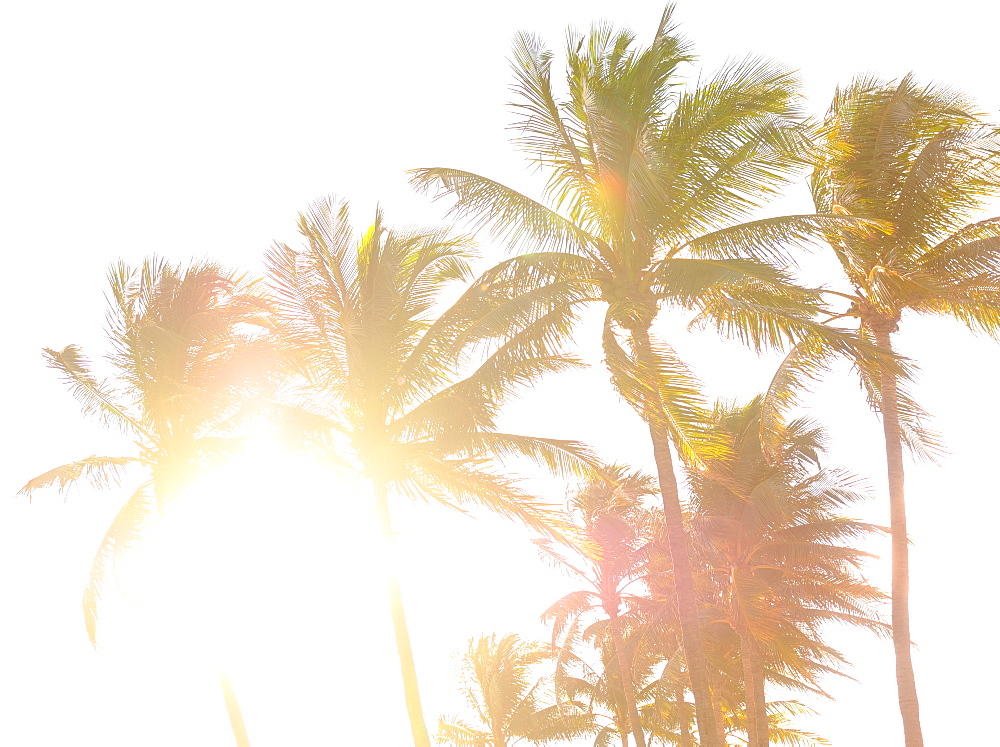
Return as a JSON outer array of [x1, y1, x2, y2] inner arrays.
[[97, 435, 411, 744]]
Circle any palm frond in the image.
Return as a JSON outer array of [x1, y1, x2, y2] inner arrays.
[[83, 483, 155, 647], [19, 455, 138, 498], [409, 168, 602, 258]]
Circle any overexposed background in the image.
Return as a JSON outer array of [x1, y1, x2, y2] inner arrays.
[[2, 1, 998, 744]]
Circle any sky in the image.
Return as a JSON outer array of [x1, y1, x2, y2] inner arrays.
[[3, 0, 1000, 744]]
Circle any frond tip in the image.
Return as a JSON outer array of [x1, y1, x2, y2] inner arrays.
[[19, 456, 137, 498]]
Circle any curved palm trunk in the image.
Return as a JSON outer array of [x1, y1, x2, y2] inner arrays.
[[373, 478, 432, 747], [608, 609, 648, 747], [219, 670, 250, 747], [872, 327, 924, 747], [736, 629, 767, 747], [628, 327, 723, 747]]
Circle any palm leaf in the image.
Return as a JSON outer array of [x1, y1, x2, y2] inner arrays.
[[19, 455, 138, 498], [83, 483, 155, 647]]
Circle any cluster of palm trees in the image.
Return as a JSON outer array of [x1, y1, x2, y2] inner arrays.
[[20, 5, 1000, 746], [442, 421, 883, 745]]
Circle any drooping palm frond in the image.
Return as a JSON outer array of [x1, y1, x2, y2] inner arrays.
[[602, 319, 723, 468], [19, 455, 139, 498], [42, 345, 151, 440], [82, 483, 155, 647]]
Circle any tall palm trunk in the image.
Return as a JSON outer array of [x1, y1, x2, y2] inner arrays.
[[871, 325, 924, 747], [736, 628, 767, 747], [607, 609, 648, 747], [373, 477, 431, 747], [628, 326, 723, 747], [675, 681, 692, 747], [219, 670, 250, 747]]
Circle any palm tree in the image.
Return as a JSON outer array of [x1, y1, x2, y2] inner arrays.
[[688, 398, 888, 747], [20, 257, 275, 747], [410, 9, 869, 743], [555, 629, 685, 747], [437, 634, 594, 746], [538, 466, 659, 746], [266, 196, 598, 747], [765, 75, 1000, 746]]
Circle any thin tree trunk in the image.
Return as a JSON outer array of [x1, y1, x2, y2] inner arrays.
[[708, 669, 727, 746], [218, 670, 250, 747], [373, 478, 432, 747], [676, 684, 692, 747], [628, 326, 723, 747], [872, 326, 924, 747], [736, 628, 767, 747], [608, 610, 648, 747]]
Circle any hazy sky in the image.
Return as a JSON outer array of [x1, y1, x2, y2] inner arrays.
[[3, 1, 1000, 744]]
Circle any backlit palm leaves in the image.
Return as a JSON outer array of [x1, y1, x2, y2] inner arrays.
[[437, 634, 594, 746], [266, 196, 597, 746], [21, 257, 273, 644]]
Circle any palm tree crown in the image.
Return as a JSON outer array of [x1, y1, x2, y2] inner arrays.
[[437, 634, 594, 747], [21, 257, 274, 643], [688, 397, 887, 746], [266, 196, 598, 745]]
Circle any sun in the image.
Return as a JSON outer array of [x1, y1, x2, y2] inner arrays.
[[98, 434, 414, 744]]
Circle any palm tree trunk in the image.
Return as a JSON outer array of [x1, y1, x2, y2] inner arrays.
[[676, 685, 692, 747], [736, 629, 767, 747], [608, 610, 648, 747], [872, 326, 924, 747], [708, 669, 728, 746], [218, 670, 250, 747], [628, 326, 723, 747], [373, 477, 432, 747]]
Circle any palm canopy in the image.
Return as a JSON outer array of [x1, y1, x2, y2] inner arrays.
[[267, 196, 604, 746], [812, 73, 1000, 326], [690, 397, 888, 654], [539, 466, 658, 643], [411, 6, 874, 464], [767, 74, 1000, 456], [688, 398, 887, 745], [20, 257, 274, 645], [437, 634, 594, 747], [266, 195, 597, 533]]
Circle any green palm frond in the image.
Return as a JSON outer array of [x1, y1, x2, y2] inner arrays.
[[851, 330, 944, 461], [677, 213, 892, 265], [603, 319, 722, 467], [410, 168, 602, 258], [659, 56, 807, 239]]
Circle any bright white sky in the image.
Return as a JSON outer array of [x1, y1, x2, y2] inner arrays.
[[3, 1, 1000, 745]]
